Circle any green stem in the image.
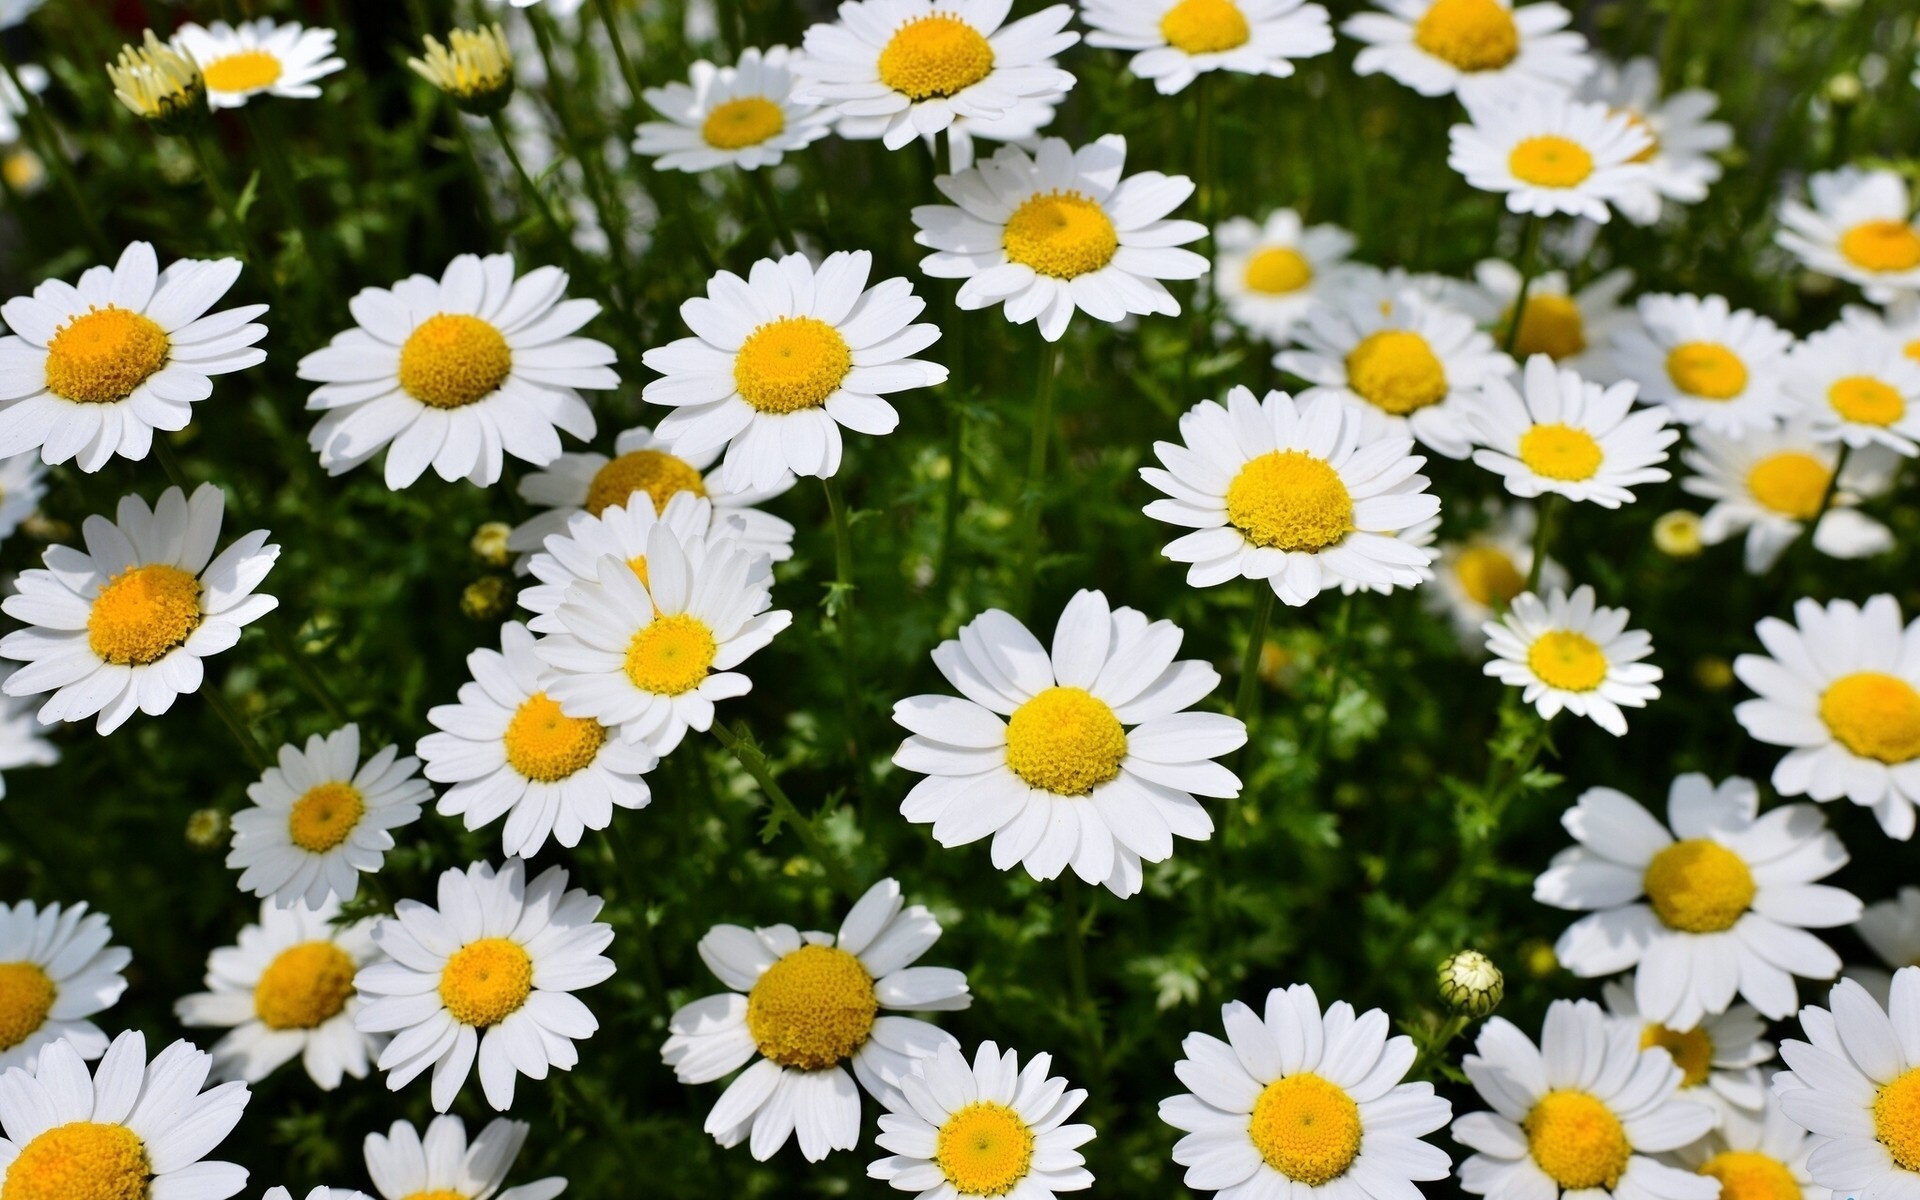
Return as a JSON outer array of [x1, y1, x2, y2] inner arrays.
[[605, 821, 671, 1008], [1407, 718, 1553, 933], [1011, 341, 1060, 619], [1301, 592, 1356, 771], [269, 618, 349, 725], [152, 437, 191, 491], [588, 0, 648, 114], [820, 474, 864, 771], [1502, 215, 1543, 357], [1409, 1014, 1470, 1081], [183, 131, 288, 320], [204, 680, 269, 772], [486, 111, 573, 243], [1060, 876, 1107, 1080], [1232, 585, 1277, 721], [1525, 494, 1557, 594], [747, 168, 796, 255], [0, 47, 110, 259], [709, 721, 861, 900], [242, 105, 342, 314], [527, 12, 633, 276]]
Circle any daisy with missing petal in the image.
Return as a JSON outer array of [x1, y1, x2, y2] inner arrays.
[[1160, 983, 1453, 1200], [174, 897, 380, 1091], [633, 46, 834, 173], [1081, 0, 1334, 95], [363, 1115, 565, 1200], [662, 878, 969, 1162], [1483, 585, 1660, 734], [1448, 95, 1651, 223], [1773, 969, 1920, 1200], [1214, 209, 1360, 345], [1669, 1095, 1827, 1200], [298, 253, 615, 489], [0, 240, 266, 471], [0, 451, 46, 545], [1425, 503, 1566, 649], [1784, 322, 1920, 456], [911, 134, 1208, 343], [1778, 167, 1920, 305], [0, 482, 278, 734], [1467, 353, 1676, 508], [0, 899, 128, 1074], [1534, 773, 1860, 1026], [1343, 0, 1592, 104], [1574, 56, 1731, 227], [642, 251, 947, 494], [1600, 979, 1773, 1118], [892, 589, 1245, 898], [172, 20, 344, 108], [516, 493, 751, 632], [355, 859, 613, 1112], [1472, 260, 1633, 374], [1610, 294, 1796, 437], [0, 669, 57, 798], [1682, 421, 1895, 574]]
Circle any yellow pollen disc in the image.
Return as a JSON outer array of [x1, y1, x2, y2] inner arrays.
[[86, 563, 203, 667], [1523, 1090, 1631, 1191], [1527, 630, 1608, 693], [733, 316, 853, 414], [1226, 450, 1355, 554], [701, 96, 786, 150], [745, 944, 877, 1070], [398, 314, 513, 410], [44, 306, 170, 405], [1004, 686, 1128, 796], [585, 449, 707, 517], [1345, 329, 1448, 415], [936, 1101, 1036, 1196], [2, 1122, 150, 1200], [1455, 544, 1525, 608], [1665, 341, 1748, 400], [1640, 1023, 1714, 1088], [877, 14, 995, 100], [286, 781, 366, 854], [1003, 190, 1120, 281], [1643, 839, 1755, 933], [1159, 0, 1252, 54], [1247, 1073, 1363, 1186], [1508, 294, 1587, 360], [624, 612, 718, 696], [1699, 1151, 1802, 1200], [1508, 135, 1596, 188], [253, 940, 357, 1030], [504, 691, 606, 782], [438, 937, 533, 1027], [1820, 672, 1920, 764], [1243, 246, 1315, 295], [0, 962, 56, 1051], [1874, 1069, 1920, 1173], [1840, 220, 1920, 274], [1412, 0, 1520, 71], [1745, 452, 1831, 520], [1518, 423, 1604, 482], [1827, 375, 1907, 427], [201, 49, 284, 93]]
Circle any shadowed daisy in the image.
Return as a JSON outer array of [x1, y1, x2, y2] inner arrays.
[[1600, 979, 1772, 1120], [1472, 261, 1633, 374], [0, 898, 128, 1074], [1574, 56, 1731, 227]]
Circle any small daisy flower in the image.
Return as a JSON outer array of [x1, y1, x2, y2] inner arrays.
[[516, 493, 755, 632], [1681, 421, 1895, 574], [172, 19, 344, 108], [911, 134, 1208, 343], [1472, 260, 1633, 374], [419, 622, 656, 860], [298, 253, 616, 489], [0, 669, 57, 798], [1160, 983, 1453, 1199], [1774, 969, 1920, 1200], [1574, 56, 1731, 227], [1535, 773, 1860, 1027], [1080, 0, 1334, 95], [1141, 387, 1442, 607], [0, 482, 279, 735], [1482, 584, 1661, 735], [0, 451, 47, 545], [0, 899, 128, 1074], [355, 859, 613, 1112], [791, 0, 1078, 151], [943, 90, 1061, 170], [1784, 322, 1920, 456], [632, 46, 834, 173], [662, 877, 969, 1162], [1668, 1094, 1828, 1200], [1425, 502, 1566, 649], [1448, 94, 1651, 223], [1213, 209, 1361, 345], [174, 897, 381, 1091], [1466, 353, 1676, 508], [1343, 0, 1592, 104], [227, 724, 430, 910], [1778, 167, 1920, 305], [872, 1040, 1092, 1196], [0, 241, 267, 471], [1600, 979, 1773, 1118], [1610, 293, 1796, 436], [362, 1115, 565, 1200]]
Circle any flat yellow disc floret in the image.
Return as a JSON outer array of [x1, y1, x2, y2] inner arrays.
[[702, 96, 786, 150], [87, 563, 203, 667], [202, 50, 283, 93], [1455, 545, 1525, 608], [746, 943, 877, 1069], [505, 692, 606, 782], [1412, 0, 1520, 72], [1876, 1069, 1920, 1172], [1666, 342, 1747, 400], [1820, 672, 1920, 764], [1745, 452, 1831, 519], [1248, 1073, 1363, 1186], [586, 449, 707, 517], [1345, 329, 1448, 415], [624, 613, 718, 696], [1243, 247, 1314, 295], [936, 1101, 1036, 1196], [1699, 1151, 1803, 1200], [1518, 423, 1604, 482], [398, 313, 513, 410], [254, 940, 357, 1030], [1160, 0, 1251, 54], [1840, 221, 1920, 274], [2, 1122, 150, 1200], [733, 316, 853, 414], [1524, 1090, 1631, 1190], [1227, 450, 1355, 553], [1508, 136, 1595, 188], [287, 781, 366, 853], [1640, 1023, 1714, 1088], [878, 14, 995, 100], [44, 306, 171, 405], [0, 962, 55, 1051], [1003, 191, 1119, 281], [1527, 630, 1608, 692], [1004, 686, 1128, 796], [1510, 294, 1587, 360], [1643, 839, 1754, 933], [439, 937, 533, 1027], [1827, 375, 1907, 427]]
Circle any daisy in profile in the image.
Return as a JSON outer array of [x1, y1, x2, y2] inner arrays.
[[662, 877, 969, 1162], [516, 493, 748, 632], [1609, 293, 1796, 436], [1669, 1096, 1826, 1200], [0, 482, 279, 734], [1600, 980, 1773, 1118], [872, 1041, 1092, 1196], [0, 898, 128, 1073], [1448, 94, 1651, 222], [1534, 773, 1859, 1026], [1425, 503, 1565, 648], [1733, 594, 1920, 840], [642, 251, 947, 493], [174, 897, 381, 1090], [1161, 983, 1453, 1199], [1774, 970, 1920, 1200], [298, 254, 615, 489], [227, 724, 429, 909], [172, 19, 344, 108], [633, 46, 834, 173], [1141, 387, 1441, 607], [0, 451, 46, 545], [363, 1116, 565, 1200], [1778, 167, 1920, 304], [0, 240, 266, 471], [911, 135, 1208, 342], [1472, 260, 1633, 374], [355, 859, 613, 1112], [1080, 0, 1334, 95], [0, 669, 57, 797], [1343, 0, 1591, 104], [892, 589, 1246, 898], [1682, 421, 1895, 574], [1784, 322, 1920, 456], [1483, 585, 1660, 734], [1466, 353, 1676, 508], [791, 0, 1078, 151], [419, 622, 656, 859], [1213, 209, 1360, 345], [1574, 56, 1731, 227]]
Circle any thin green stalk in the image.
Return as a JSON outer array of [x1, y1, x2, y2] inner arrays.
[[1060, 876, 1108, 1083], [269, 618, 349, 725], [152, 437, 192, 491], [527, 12, 634, 278], [1232, 586, 1278, 721], [820, 474, 864, 771], [241, 105, 342, 314], [1406, 717, 1553, 932], [747, 168, 796, 255], [1409, 1014, 1470, 1081], [933, 304, 967, 590], [183, 131, 290, 319], [0, 47, 110, 258], [605, 821, 671, 1008], [709, 721, 861, 900], [1525, 494, 1557, 593], [1502, 215, 1543, 357], [485, 111, 573, 243], [1301, 592, 1356, 771], [1011, 341, 1060, 619], [588, 0, 647, 113], [204, 681, 269, 772]]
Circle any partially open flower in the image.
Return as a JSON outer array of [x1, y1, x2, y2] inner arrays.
[[408, 25, 514, 116], [106, 29, 206, 133]]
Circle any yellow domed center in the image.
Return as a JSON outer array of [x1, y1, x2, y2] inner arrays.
[[1644, 839, 1754, 933], [1004, 685, 1128, 796], [1666, 341, 1747, 399], [1345, 329, 1448, 414], [1526, 630, 1608, 692], [878, 14, 995, 100], [44, 306, 171, 405], [746, 943, 877, 1070], [398, 314, 512, 409], [0, 962, 56, 1051], [733, 316, 853, 414], [624, 612, 717, 696], [1455, 544, 1525, 608], [253, 940, 357, 1030], [439, 937, 533, 1027], [1699, 1151, 1802, 1200], [1244, 246, 1315, 295], [1640, 1023, 1714, 1088], [1160, 0, 1251, 54], [1509, 293, 1587, 360], [1745, 452, 1831, 519], [935, 1101, 1036, 1196], [1508, 136, 1595, 188], [287, 781, 365, 854], [504, 692, 607, 782], [1518, 423, 1604, 482], [1226, 450, 1354, 552], [1524, 1090, 1630, 1190], [1820, 672, 1920, 764], [201, 49, 284, 93], [1003, 190, 1119, 280], [586, 449, 708, 517], [87, 563, 202, 667], [701, 96, 786, 149], [2, 1122, 150, 1200], [1248, 1073, 1363, 1186], [1876, 1068, 1920, 1172], [1413, 0, 1520, 72], [1827, 375, 1907, 427], [1840, 220, 1920, 274]]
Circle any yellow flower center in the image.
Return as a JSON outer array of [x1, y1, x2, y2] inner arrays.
[[1526, 630, 1608, 693], [623, 612, 717, 696], [701, 96, 786, 150], [1643, 839, 1755, 933], [201, 49, 284, 93], [1518, 423, 1604, 482], [1905, 337, 1920, 365], [504, 692, 607, 782], [1699, 1151, 1802, 1200], [438, 937, 533, 1028], [1248, 1073, 1363, 1186], [398, 314, 513, 410], [733, 317, 853, 414], [1508, 136, 1596, 188], [44, 306, 171, 405], [1345, 329, 1448, 415], [1665, 341, 1747, 399], [877, 14, 995, 100], [1159, 0, 1251, 54], [1226, 450, 1355, 552], [935, 1102, 1036, 1196], [585, 449, 708, 517], [400, 1193, 468, 1200], [86, 563, 203, 667], [286, 781, 366, 854], [1523, 1090, 1631, 1191], [253, 940, 357, 1031], [1745, 452, 1831, 519], [1508, 294, 1587, 360], [1827, 375, 1907, 427], [1820, 672, 1920, 764], [1003, 190, 1119, 281], [1, 1122, 150, 1200], [1243, 246, 1315, 296], [1003, 686, 1128, 796], [1640, 1023, 1714, 1088], [1872, 1068, 1920, 1174], [1412, 0, 1520, 72], [1455, 544, 1525, 608], [745, 943, 877, 1070], [1840, 220, 1920, 274], [0, 962, 56, 1051]]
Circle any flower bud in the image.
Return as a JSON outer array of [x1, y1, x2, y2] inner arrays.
[[1437, 949, 1504, 1018], [1652, 510, 1703, 558], [409, 25, 515, 116], [184, 807, 229, 851], [106, 30, 207, 134], [461, 575, 510, 620], [470, 520, 512, 568]]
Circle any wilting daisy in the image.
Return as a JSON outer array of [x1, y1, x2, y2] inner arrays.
[[911, 134, 1208, 342], [298, 253, 615, 489], [662, 877, 969, 1162], [174, 897, 380, 1090], [1343, 0, 1592, 104], [0, 451, 46, 545], [1483, 585, 1660, 734], [0, 240, 267, 471], [172, 19, 344, 108], [792, 0, 1078, 151], [1452, 999, 1716, 1200], [1535, 773, 1859, 1026], [871, 1041, 1092, 1196], [1774, 970, 1920, 1200], [1609, 293, 1796, 436], [1784, 322, 1920, 456], [0, 898, 127, 1074], [362, 1116, 565, 1200], [419, 621, 656, 859], [1682, 421, 1895, 573], [1778, 167, 1920, 304], [1213, 210, 1360, 345], [0, 482, 278, 734], [1669, 1095, 1827, 1200], [633, 46, 834, 173], [1080, 0, 1334, 94], [1472, 260, 1633, 374], [0, 670, 56, 798], [1599, 979, 1772, 1118], [1161, 983, 1453, 1199], [515, 493, 751, 632], [1448, 95, 1651, 222], [1466, 353, 1676, 507], [1425, 503, 1565, 648], [1574, 56, 1731, 227], [355, 859, 613, 1112]]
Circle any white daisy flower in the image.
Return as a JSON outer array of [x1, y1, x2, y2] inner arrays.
[[0, 482, 279, 735], [419, 621, 656, 860], [174, 897, 381, 1091], [662, 877, 969, 1162], [1466, 353, 1676, 508], [1483, 584, 1660, 735], [354, 858, 613, 1112], [0, 898, 128, 1074], [0, 241, 267, 472], [1773, 969, 1920, 1200], [1609, 293, 1797, 437], [1534, 773, 1860, 1026], [1448, 94, 1652, 223], [1667, 1093, 1829, 1200], [892, 589, 1245, 898], [1340, 512, 1439, 596], [1840, 298, 1920, 364], [1214, 209, 1361, 345], [911, 134, 1209, 343], [1452, 999, 1717, 1200], [515, 493, 758, 632], [871, 1040, 1092, 1196], [942, 90, 1061, 171], [1778, 167, 1920, 305], [1141, 386, 1442, 607], [262, 1188, 370, 1200], [1574, 56, 1731, 227], [1340, 262, 1507, 326], [362, 1115, 565, 1200], [1681, 421, 1896, 574], [1343, 0, 1592, 104], [1160, 983, 1453, 1199], [1471, 260, 1634, 375], [1080, 0, 1334, 95], [1599, 979, 1773, 1118], [633, 46, 834, 173], [1425, 502, 1566, 649], [0, 668, 57, 798], [297, 253, 616, 489], [791, 0, 1078, 152], [0, 451, 47, 546], [172, 19, 344, 108], [1784, 322, 1920, 456]]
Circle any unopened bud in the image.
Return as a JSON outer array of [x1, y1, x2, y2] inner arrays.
[[1652, 510, 1703, 558], [184, 807, 229, 850], [1437, 950, 1505, 1018], [461, 575, 510, 620], [470, 521, 512, 568]]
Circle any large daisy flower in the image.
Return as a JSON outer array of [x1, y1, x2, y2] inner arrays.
[[1670, 1094, 1827, 1200], [1213, 209, 1361, 345], [1081, 0, 1333, 95], [0, 668, 57, 798], [1773, 969, 1920, 1200], [1471, 261, 1633, 376], [1424, 502, 1565, 650], [632, 46, 834, 173], [515, 493, 754, 633], [0, 899, 128, 1074], [0, 241, 267, 472], [1682, 421, 1895, 574], [1574, 56, 1731, 227], [662, 877, 969, 1162], [1609, 293, 1796, 436], [1778, 167, 1920, 305], [172, 19, 344, 108], [1343, 0, 1592, 104], [1483, 584, 1660, 735], [0, 451, 47, 546], [1448, 94, 1652, 223], [1466, 353, 1676, 508], [1784, 321, 1920, 456], [1599, 979, 1772, 1119], [362, 1116, 565, 1200]]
